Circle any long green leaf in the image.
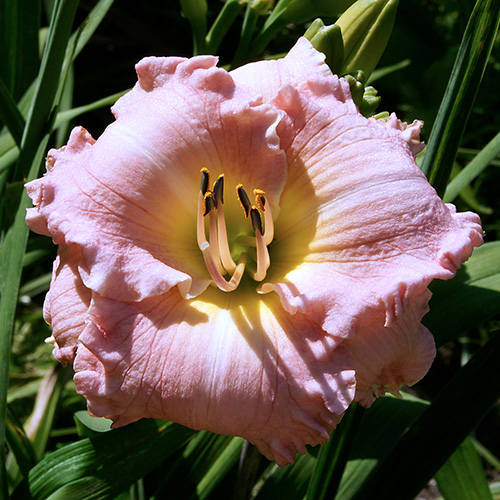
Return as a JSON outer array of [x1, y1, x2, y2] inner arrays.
[[0, 0, 40, 101], [194, 437, 244, 500], [5, 406, 37, 483], [13, 0, 79, 182], [444, 130, 500, 203], [351, 332, 500, 500], [11, 420, 196, 500], [336, 395, 428, 499], [435, 437, 493, 500], [424, 241, 500, 347], [0, 77, 25, 147], [420, 0, 500, 195], [305, 403, 364, 500], [0, 1, 79, 496], [0, 140, 49, 499]]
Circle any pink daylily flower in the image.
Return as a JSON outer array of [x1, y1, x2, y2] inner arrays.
[[26, 38, 483, 466]]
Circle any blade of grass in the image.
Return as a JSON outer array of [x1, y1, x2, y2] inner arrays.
[[444, 130, 500, 202], [351, 332, 500, 500], [420, 0, 500, 195]]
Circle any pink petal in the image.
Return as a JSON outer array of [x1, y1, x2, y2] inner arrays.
[[231, 37, 332, 101], [73, 289, 355, 466], [343, 290, 436, 406], [261, 74, 482, 341], [43, 244, 91, 365], [26, 55, 287, 302]]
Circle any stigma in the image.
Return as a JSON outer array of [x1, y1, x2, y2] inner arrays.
[[197, 168, 274, 292]]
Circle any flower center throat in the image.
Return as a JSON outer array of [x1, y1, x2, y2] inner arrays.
[[197, 168, 273, 292]]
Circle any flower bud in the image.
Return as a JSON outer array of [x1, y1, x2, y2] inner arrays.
[[335, 0, 399, 79], [304, 19, 344, 75]]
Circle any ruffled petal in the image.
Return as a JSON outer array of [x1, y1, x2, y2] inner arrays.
[[231, 37, 331, 101], [261, 73, 483, 339], [343, 289, 436, 406], [26, 55, 287, 302], [43, 244, 91, 365], [73, 288, 355, 466]]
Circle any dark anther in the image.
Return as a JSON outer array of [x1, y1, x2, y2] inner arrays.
[[203, 191, 214, 216], [250, 207, 264, 235], [254, 189, 266, 211], [213, 175, 224, 207], [200, 168, 210, 195], [237, 184, 251, 218]]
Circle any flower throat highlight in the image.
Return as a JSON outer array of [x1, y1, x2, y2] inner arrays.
[[197, 168, 273, 292]]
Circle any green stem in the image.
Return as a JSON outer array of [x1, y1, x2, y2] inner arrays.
[[206, 0, 244, 54], [231, 4, 261, 68]]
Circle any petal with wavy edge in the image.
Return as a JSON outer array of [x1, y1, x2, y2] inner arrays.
[[43, 244, 91, 365], [261, 79, 482, 341], [26, 55, 287, 302], [343, 289, 436, 406], [73, 288, 356, 466], [231, 37, 332, 102]]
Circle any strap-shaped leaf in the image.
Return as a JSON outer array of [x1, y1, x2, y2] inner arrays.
[[435, 437, 493, 500], [444, 130, 500, 203], [420, 0, 500, 195], [350, 332, 500, 500], [11, 420, 195, 500], [424, 241, 500, 347]]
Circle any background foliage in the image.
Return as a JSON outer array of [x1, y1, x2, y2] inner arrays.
[[1, 0, 499, 498]]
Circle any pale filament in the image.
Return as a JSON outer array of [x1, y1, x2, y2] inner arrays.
[[251, 207, 271, 282], [201, 242, 246, 292], [254, 230, 271, 281], [217, 204, 237, 274], [197, 169, 273, 290], [208, 208, 226, 275]]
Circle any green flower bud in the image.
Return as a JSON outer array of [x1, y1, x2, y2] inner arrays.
[[345, 72, 381, 117], [304, 19, 344, 75], [335, 0, 399, 79]]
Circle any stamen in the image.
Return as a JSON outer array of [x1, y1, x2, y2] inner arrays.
[[201, 241, 246, 292], [197, 191, 207, 247], [207, 192, 225, 275], [203, 191, 215, 216], [200, 167, 210, 195], [254, 189, 274, 245], [217, 204, 237, 274], [250, 207, 263, 235], [236, 184, 251, 218], [251, 207, 270, 281], [213, 175, 224, 207]]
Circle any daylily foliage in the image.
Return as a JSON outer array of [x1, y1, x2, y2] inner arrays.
[[26, 38, 482, 466]]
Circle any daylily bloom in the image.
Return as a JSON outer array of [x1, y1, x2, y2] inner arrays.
[[26, 38, 482, 466]]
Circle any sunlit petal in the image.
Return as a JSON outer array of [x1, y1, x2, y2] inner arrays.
[[74, 288, 355, 466]]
